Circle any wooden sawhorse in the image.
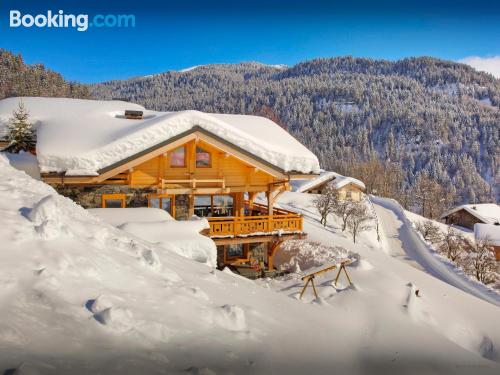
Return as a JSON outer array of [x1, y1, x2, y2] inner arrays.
[[299, 260, 352, 300]]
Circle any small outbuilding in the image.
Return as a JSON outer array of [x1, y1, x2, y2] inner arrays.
[[292, 171, 366, 201], [440, 203, 500, 230]]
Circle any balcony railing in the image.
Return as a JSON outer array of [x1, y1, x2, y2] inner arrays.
[[208, 212, 303, 238]]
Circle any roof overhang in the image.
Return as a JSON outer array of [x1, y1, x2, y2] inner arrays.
[[41, 126, 319, 184]]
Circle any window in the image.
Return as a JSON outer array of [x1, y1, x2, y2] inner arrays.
[[193, 195, 233, 217], [226, 244, 244, 259], [102, 194, 126, 208], [345, 190, 352, 200], [170, 146, 186, 167], [212, 195, 233, 217], [148, 194, 174, 216], [194, 195, 212, 217], [196, 146, 211, 168]]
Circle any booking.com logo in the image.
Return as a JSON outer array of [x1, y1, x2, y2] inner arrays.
[[9, 10, 135, 32]]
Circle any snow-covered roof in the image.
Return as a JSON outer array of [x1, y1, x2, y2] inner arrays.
[[440, 204, 500, 224], [474, 223, 500, 246], [292, 171, 365, 193], [331, 174, 366, 190], [0, 97, 320, 176]]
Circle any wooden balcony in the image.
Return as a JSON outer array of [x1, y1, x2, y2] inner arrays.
[[208, 204, 303, 238]]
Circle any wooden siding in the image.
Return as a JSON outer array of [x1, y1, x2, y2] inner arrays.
[[128, 139, 275, 190], [444, 210, 484, 230]]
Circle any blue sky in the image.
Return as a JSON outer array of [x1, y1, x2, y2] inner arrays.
[[1, 0, 500, 83]]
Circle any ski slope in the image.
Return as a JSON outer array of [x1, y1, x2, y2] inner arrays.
[[372, 196, 500, 307]]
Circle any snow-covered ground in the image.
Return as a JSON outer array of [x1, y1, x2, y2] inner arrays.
[[372, 196, 500, 306], [1, 158, 500, 374]]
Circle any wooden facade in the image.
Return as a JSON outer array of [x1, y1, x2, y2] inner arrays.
[[305, 180, 364, 201], [443, 210, 485, 230], [42, 130, 313, 277]]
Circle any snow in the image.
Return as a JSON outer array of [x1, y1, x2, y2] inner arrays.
[[372, 196, 500, 306], [0, 97, 320, 176], [179, 65, 202, 73], [292, 170, 365, 193], [5, 151, 40, 179], [475, 224, 500, 246], [440, 203, 500, 225], [1, 157, 500, 373], [89, 208, 216, 267], [88, 207, 174, 227]]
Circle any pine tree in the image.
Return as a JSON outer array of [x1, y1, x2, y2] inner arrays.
[[7, 101, 36, 153]]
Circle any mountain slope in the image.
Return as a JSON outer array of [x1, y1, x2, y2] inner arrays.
[[0, 49, 90, 100], [92, 57, 500, 205]]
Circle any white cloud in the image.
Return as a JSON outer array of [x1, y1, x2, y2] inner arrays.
[[459, 56, 500, 78]]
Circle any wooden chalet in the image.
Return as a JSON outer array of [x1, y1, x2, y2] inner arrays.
[[41, 124, 317, 277]]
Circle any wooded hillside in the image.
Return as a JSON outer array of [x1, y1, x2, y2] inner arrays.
[[92, 57, 500, 210]]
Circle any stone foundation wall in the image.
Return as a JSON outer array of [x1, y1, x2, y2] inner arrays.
[[53, 185, 156, 209], [175, 194, 190, 220], [53, 185, 191, 221]]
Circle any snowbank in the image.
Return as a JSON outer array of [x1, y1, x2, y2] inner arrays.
[[88, 207, 174, 227], [0, 97, 320, 175], [1, 154, 500, 374], [5, 151, 40, 179], [118, 220, 216, 267], [474, 223, 500, 246], [89, 208, 216, 267]]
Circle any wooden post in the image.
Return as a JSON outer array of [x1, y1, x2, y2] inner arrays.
[[299, 276, 319, 299], [248, 192, 257, 212], [234, 192, 245, 217], [266, 190, 274, 216], [267, 240, 282, 271], [334, 262, 352, 287], [188, 194, 194, 217]]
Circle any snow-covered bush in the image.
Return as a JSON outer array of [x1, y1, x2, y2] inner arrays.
[[416, 220, 442, 244], [462, 239, 498, 285], [274, 240, 355, 272]]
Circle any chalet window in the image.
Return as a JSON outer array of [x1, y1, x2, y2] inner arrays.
[[196, 146, 211, 168], [194, 195, 233, 217], [346, 190, 352, 200], [102, 194, 126, 208], [170, 146, 186, 167], [226, 244, 244, 259], [194, 195, 211, 217], [212, 195, 233, 217], [148, 194, 174, 216]]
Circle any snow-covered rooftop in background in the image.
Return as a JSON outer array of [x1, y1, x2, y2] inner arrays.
[[474, 223, 500, 246], [0, 97, 320, 176], [292, 171, 365, 193], [440, 203, 500, 224]]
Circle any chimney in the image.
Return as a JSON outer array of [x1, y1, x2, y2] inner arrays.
[[125, 110, 143, 120]]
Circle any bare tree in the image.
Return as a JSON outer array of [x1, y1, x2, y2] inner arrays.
[[416, 220, 442, 244], [462, 238, 497, 284], [438, 227, 467, 262], [346, 203, 373, 243], [332, 199, 355, 232], [314, 185, 338, 227]]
